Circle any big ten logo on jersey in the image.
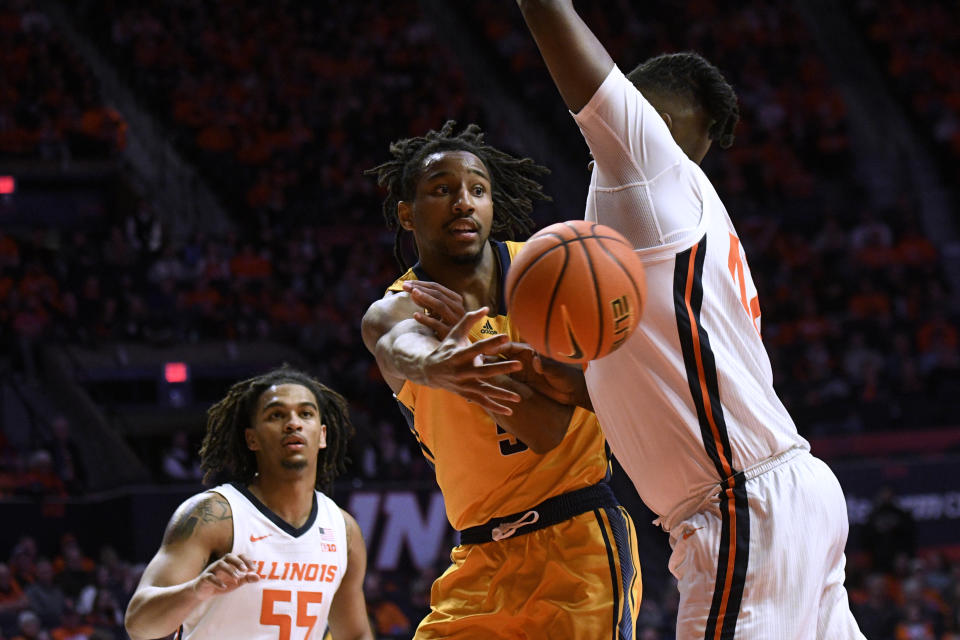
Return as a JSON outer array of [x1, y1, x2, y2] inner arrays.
[[496, 423, 528, 456], [610, 295, 632, 349], [252, 560, 338, 584], [727, 233, 761, 335], [318, 527, 337, 553]]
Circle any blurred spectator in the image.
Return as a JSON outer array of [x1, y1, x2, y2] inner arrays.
[[124, 204, 163, 266], [8, 539, 37, 589], [945, 579, 960, 640], [853, 572, 898, 640], [862, 487, 917, 574], [916, 311, 960, 374], [48, 604, 92, 640], [83, 590, 123, 640], [45, 416, 85, 495], [23, 561, 63, 630], [74, 566, 121, 622], [51, 536, 93, 601], [14, 451, 65, 498], [893, 600, 936, 640], [11, 609, 49, 640], [159, 431, 202, 483], [0, 563, 28, 636]]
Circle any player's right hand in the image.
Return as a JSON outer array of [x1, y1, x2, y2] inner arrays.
[[192, 553, 259, 601]]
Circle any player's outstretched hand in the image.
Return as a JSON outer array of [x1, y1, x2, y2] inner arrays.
[[404, 280, 465, 340], [193, 553, 259, 601], [420, 307, 523, 414]]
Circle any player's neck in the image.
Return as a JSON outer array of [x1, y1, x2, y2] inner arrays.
[[247, 472, 316, 528], [424, 243, 500, 314]]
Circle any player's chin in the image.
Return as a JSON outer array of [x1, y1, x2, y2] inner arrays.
[[280, 457, 309, 471], [447, 245, 485, 266]]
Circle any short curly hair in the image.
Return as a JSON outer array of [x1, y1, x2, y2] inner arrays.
[[627, 52, 739, 149]]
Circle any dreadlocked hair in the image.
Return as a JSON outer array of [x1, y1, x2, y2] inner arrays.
[[626, 52, 739, 149], [364, 120, 551, 270], [199, 365, 354, 496]]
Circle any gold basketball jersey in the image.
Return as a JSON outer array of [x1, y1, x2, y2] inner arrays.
[[387, 240, 610, 530]]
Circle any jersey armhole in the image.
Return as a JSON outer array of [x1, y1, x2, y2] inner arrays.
[[633, 222, 706, 264]]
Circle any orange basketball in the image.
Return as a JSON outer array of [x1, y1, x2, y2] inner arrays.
[[505, 220, 646, 364]]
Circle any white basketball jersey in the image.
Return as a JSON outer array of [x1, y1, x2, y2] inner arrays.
[[179, 483, 347, 640], [573, 67, 809, 531]]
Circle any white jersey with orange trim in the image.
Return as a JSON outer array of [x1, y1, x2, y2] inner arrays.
[[572, 65, 864, 640], [572, 66, 809, 531], [179, 483, 347, 640]]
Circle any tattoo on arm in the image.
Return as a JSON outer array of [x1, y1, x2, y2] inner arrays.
[[164, 495, 232, 545]]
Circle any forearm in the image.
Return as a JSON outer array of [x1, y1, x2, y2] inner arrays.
[[564, 364, 593, 412], [488, 376, 574, 453], [125, 581, 202, 640], [516, 0, 613, 112], [374, 327, 439, 386]]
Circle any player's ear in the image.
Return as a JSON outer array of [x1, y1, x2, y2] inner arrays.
[[318, 424, 327, 449], [659, 110, 674, 132], [397, 201, 414, 231], [245, 428, 260, 451]]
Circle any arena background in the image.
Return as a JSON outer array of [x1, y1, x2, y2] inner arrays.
[[1, 0, 958, 638]]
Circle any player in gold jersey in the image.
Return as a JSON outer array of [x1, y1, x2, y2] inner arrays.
[[362, 121, 641, 639]]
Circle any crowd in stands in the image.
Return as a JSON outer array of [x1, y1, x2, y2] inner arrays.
[[0, 0, 125, 163], [66, 0, 485, 225], [0, 534, 135, 640], [852, 0, 960, 191]]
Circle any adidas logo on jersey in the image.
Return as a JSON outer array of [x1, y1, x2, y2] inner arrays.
[[480, 320, 497, 335]]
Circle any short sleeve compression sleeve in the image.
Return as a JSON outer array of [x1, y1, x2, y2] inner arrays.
[[572, 66, 704, 251]]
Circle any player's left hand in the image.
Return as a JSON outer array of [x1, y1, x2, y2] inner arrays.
[[404, 280, 465, 339], [497, 342, 593, 410]]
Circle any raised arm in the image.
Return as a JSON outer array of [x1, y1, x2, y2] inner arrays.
[[326, 511, 374, 640], [124, 492, 258, 640], [361, 292, 523, 414], [516, 0, 615, 112]]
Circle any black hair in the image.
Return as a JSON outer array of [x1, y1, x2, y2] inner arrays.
[[626, 52, 739, 149], [199, 365, 353, 495], [365, 120, 551, 270]]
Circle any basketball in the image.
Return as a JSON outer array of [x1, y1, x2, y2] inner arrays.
[[505, 220, 646, 364]]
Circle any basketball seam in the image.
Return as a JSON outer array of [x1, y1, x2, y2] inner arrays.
[[506, 232, 566, 312], [508, 233, 629, 295], [594, 236, 645, 315], [568, 221, 604, 360], [542, 240, 570, 357]]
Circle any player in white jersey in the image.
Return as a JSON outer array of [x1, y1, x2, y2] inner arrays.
[[124, 367, 373, 640], [504, 1, 867, 638]]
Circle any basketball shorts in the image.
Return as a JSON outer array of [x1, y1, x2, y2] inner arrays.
[[668, 448, 866, 639], [414, 505, 641, 639]]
